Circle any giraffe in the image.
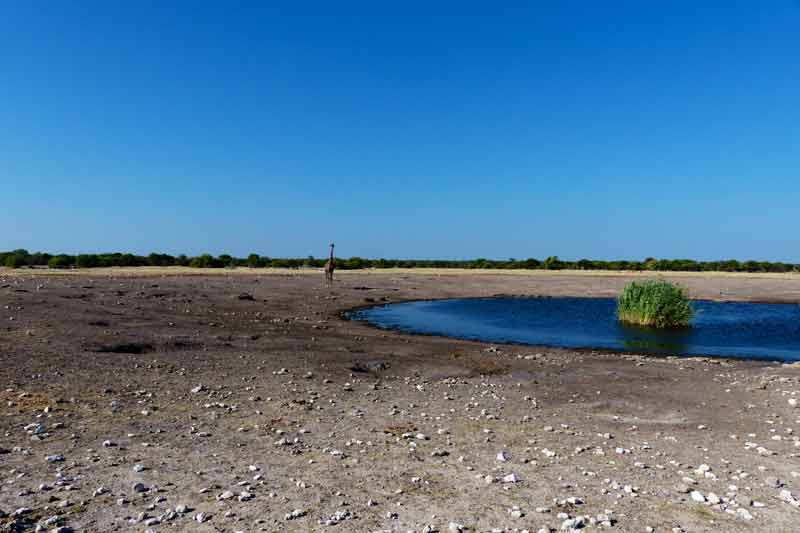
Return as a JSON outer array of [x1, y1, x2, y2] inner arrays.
[[323, 243, 335, 286]]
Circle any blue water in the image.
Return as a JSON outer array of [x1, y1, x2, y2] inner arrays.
[[351, 297, 800, 362]]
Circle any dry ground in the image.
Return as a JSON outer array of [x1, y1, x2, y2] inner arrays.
[[1, 269, 799, 532]]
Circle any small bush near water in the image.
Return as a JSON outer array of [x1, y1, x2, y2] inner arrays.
[[617, 280, 693, 328]]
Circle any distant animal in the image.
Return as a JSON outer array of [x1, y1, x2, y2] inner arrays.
[[324, 243, 335, 286]]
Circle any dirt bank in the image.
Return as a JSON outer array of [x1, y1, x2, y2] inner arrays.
[[1, 270, 799, 532]]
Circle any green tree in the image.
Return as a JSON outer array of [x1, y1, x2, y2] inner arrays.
[[4, 254, 27, 268], [543, 256, 564, 270], [76, 254, 99, 268], [190, 254, 216, 268], [48, 255, 73, 269]]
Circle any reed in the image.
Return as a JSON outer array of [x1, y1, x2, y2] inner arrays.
[[617, 280, 693, 328]]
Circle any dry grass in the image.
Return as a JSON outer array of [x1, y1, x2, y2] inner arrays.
[[1, 390, 58, 414], [450, 350, 510, 376], [1, 266, 798, 280], [0, 266, 313, 277]]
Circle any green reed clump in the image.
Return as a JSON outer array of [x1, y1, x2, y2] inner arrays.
[[617, 280, 693, 328]]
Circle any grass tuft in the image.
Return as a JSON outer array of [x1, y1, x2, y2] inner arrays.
[[617, 280, 693, 328]]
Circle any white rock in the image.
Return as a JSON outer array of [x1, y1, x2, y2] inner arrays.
[[561, 516, 585, 530], [779, 489, 800, 507], [285, 509, 307, 520]]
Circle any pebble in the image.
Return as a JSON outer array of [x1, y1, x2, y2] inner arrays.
[[285, 509, 307, 520], [561, 516, 585, 530], [779, 489, 800, 507]]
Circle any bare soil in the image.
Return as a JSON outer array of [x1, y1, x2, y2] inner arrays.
[[1, 270, 799, 532]]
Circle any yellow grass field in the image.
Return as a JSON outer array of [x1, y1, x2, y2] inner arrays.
[[1, 265, 798, 280]]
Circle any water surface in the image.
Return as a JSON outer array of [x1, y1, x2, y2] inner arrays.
[[351, 297, 800, 362]]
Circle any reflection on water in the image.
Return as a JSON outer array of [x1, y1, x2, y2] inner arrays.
[[618, 322, 692, 354], [351, 297, 800, 362]]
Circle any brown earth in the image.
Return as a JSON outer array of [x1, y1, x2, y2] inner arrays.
[[1, 269, 799, 532]]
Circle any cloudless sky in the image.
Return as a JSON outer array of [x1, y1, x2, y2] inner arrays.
[[2, 1, 799, 261]]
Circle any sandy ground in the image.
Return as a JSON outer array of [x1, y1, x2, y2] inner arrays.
[[1, 269, 800, 533]]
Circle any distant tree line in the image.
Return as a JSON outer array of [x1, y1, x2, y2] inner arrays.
[[1, 249, 798, 273]]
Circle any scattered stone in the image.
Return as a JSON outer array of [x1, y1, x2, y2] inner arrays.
[[779, 489, 800, 507], [285, 509, 307, 520], [320, 509, 353, 526]]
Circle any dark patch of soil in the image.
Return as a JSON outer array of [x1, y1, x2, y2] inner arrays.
[[89, 342, 154, 354]]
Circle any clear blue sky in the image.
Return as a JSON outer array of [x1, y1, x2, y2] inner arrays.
[[2, 1, 799, 261]]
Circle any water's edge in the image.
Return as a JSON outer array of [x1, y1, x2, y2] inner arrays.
[[343, 296, 797, 364]]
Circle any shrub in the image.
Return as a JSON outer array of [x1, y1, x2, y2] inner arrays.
[[4, 254, 27, 268], [543, 256, 564, 270], [48, 255, 74, 269], [189, 254, 222, 268], [148, 253, 175, 267], [76, 254, 99, 268], [617, 280, 693, 328]]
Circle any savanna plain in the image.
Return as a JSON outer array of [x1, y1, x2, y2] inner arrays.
[[2, 268, 800, 532]]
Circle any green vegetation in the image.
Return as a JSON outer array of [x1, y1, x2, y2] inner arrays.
[[4, 252, 28, 268], [48, 255, 73, 269], [617, 280, 694, 328], [0, 249, 798, 273]]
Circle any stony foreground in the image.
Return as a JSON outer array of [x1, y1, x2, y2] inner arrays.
[[1, 270, 799, 532]]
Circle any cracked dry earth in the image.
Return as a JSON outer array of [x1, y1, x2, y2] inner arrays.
[[1, 270, 800, 533]]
